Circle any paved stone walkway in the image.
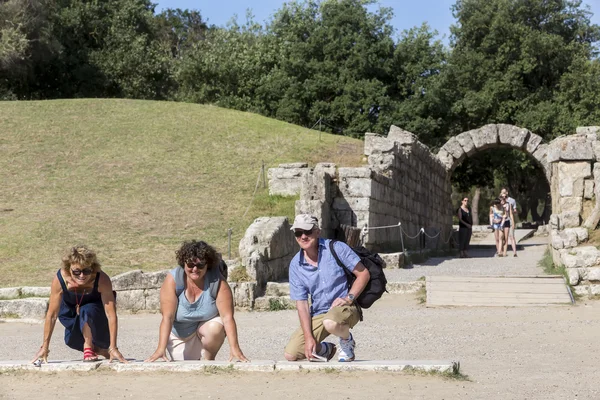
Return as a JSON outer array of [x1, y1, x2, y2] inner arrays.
[[385, 235, 550, 282]]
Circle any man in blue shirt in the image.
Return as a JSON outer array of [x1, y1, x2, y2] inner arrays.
[[284, 214, 370, 362]]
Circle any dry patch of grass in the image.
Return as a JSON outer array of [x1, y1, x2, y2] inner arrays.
[[0, 99, 364, 286]]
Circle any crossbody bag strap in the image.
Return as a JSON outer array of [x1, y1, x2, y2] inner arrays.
[[328, 240, 354, 285], [328, 240, 363, 321]]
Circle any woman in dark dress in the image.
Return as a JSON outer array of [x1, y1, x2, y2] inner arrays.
[[31, 245, 127, 364], [457, 197, 473, 258]]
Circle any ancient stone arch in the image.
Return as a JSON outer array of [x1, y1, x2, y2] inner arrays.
[[436, 124, 550, 183], [288, 124, 600, 292]]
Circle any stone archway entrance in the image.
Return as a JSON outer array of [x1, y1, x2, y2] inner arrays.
[[436, 124, 551, 225], [436, 124, 550, 183]]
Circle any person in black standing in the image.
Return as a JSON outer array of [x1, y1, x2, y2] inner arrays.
[[457, 197, 473, 258]]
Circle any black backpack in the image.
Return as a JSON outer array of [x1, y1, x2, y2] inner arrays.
[[328, 240, 388, 309]]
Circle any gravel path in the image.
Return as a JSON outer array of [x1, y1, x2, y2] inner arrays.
[[385, 235, 550, 282]]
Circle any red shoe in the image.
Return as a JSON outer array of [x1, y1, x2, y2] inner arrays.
[[83, 348, 99, 362]]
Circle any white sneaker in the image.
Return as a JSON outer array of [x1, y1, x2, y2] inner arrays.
[[338, 333, 355, 362]]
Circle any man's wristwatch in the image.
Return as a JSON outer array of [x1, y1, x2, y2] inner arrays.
[[347, 293, 355, 304]]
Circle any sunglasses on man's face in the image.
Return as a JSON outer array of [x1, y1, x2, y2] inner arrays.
[[71, 268, 93, 276], [294, 229, 314, 238], [186, 260, 207, 270]]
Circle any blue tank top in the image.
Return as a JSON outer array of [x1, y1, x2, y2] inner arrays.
[[170, 267, 220, 338]]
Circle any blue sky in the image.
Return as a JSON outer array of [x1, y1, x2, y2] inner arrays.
[[155, 0, 600, 43]]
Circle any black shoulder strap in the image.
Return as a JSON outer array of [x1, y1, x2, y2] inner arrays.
[[328, 240, 354, 282], [92, 271, 101, 292], [56, 269, 68, 293]]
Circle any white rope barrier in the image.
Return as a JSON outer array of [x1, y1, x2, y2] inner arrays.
[[360, 221, 457, 252]]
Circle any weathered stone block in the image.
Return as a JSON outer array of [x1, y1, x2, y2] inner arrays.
[[560, 211, 581, 228], [0, 288, 20, 299], [550, 214, 560, 230], [547, 137, 594, 162], [114, 289, 145, 310], [368, 153, 395, 171], [142, 270, 168, 289], [571, 227, 589, 243], [364, 133, 394, 156], [332, 197, 370, 211], [379, 252, 405, 269], [20, 287, 51, 297], [112, 270, 144, 291], [587, 267, 600, 282], [563, 230, 579, 248], [338, 167, 372, 179], [239, 217, 296, 264], [557, 162, 591, 197], [550, 230, 564, 249], [589, 284, 600, 295], [568, 268, 580, 285], [441, 137, 466, 163], [338, 178, 372, 198], [497, 124, 529, 148], [574, 285, 590, 296], [584, 179, 595, 199], [229, 281, 257, 308], [525, 133, 543, 154], [268, 167, 308, 196], [436, 149, 454, 171], [387, 125, 417, 145], [575, 126, 600, 135], [560, 197, 582, 214], [470, 124, 498, 150], [0, 298, 48, 319], [592, 141, 600, 161], [279, 162, 308, 168], [144, 288, 161, 310], [455, 132, 476, 156]]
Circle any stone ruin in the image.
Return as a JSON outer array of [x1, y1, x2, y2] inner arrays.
[[6, 124, 600, 319], [268, 124, 600, 296]]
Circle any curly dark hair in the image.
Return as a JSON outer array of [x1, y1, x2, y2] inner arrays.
[[175, 240, 218, 270]]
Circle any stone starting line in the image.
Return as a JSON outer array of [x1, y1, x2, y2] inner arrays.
[[0, 359, 459, 374]]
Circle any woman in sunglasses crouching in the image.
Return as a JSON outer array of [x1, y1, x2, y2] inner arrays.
[[31, 245, 127, 364], [145, 240, 248, 362]]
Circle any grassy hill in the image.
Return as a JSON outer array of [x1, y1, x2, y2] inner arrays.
[[0, 99, 364, 287]]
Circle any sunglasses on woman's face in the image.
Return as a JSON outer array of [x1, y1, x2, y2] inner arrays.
[[71, 268, 93, 276], [294, 229, 314, 238], [186, 260, 207, 270]]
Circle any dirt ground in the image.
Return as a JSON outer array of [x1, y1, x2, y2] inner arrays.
[[2, 292, 600, 400]]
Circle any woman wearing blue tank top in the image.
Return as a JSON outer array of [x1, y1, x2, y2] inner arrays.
[[30, 245, 127, 364], [145, 240, 248, 362]]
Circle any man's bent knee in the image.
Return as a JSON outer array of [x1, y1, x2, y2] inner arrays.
[[322, 318, 341, 332], [284, 352, 298, 361]]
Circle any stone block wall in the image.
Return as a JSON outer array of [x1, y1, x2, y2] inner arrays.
[[111, 269, 259, 310], [547, 127, 600, 293], [295, 126, 452, 252], [267, 163, 309, 196]]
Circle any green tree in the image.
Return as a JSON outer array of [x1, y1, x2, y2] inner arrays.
[[256, 0, 396, 137], [0, 0, 59, 99], [445, 0, 600, 139]]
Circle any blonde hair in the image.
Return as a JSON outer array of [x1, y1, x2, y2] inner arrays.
[[61, 245, 101, 273]]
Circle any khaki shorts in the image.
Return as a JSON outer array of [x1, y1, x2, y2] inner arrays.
[[284, 305, 360, 360], [167, 316, 223, 361]]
